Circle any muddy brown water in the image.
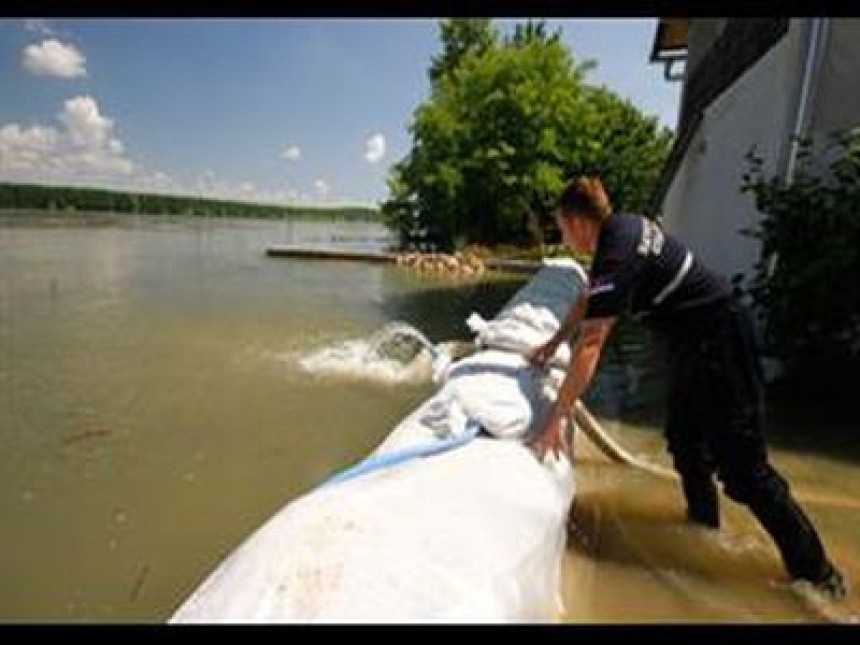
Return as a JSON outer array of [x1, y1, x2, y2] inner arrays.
[[1, 213, 858, 622]]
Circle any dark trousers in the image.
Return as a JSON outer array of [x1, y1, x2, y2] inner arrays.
[[662, 299, 833, 583]]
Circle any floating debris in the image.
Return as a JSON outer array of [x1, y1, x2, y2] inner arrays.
[[62, 426, 112, 446], [129, 563, 150, 602]]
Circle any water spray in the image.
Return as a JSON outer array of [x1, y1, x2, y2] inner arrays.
[[365, 321, 453, 383]]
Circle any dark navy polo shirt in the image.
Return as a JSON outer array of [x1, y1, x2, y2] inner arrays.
[[584, 213, 731, 327]]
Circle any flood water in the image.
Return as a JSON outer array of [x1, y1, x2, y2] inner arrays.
[[1, 213, 858, 622]]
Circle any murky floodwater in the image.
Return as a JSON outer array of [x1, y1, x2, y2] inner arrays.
[[1, 213, 858, 622]]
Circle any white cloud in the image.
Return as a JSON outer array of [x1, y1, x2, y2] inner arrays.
[[364, 133, 385, 163], [0, 124, 58, 171], [0, 95, 133, 183], [22, 39, 86, 78], [313, 179, 330, 199], [0, 97, 370, 207], [60, 96, 113, 146], [280, 145, 301, 161]]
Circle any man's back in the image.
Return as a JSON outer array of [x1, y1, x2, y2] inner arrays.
[[584, 212, 732, 332]]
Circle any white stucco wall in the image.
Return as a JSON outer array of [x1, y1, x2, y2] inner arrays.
[[810, 19, 860, 137], [660, 21, 809, 284]]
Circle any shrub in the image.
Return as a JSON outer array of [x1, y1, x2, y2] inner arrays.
[[741, 129, 860, 372]]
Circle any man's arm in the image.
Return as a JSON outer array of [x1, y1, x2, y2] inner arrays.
[[526, 294, 588, 369], [530, 316, 617, 460]]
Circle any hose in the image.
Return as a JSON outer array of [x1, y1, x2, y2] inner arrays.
[[571, 400, 675, 479]]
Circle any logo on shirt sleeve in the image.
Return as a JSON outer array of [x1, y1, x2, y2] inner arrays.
[[637, 219, 665, 256]]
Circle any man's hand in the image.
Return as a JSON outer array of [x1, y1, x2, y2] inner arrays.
[[529, 406, 570, 462], [526, 338, 560, 371], [527, 295, 587, 371]]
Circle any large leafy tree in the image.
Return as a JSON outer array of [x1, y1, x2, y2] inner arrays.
[[383, 19, 673, 250], [427, 18, 498, 83]]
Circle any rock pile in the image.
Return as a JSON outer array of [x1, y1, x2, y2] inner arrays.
[[394, 251, 486, 277]]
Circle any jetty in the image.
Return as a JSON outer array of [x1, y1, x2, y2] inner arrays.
[[265, 245, 541, 275]]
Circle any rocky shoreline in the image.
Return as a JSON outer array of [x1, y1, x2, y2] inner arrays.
[[394, 251, 486, 277]]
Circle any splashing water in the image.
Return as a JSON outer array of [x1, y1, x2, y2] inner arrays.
[[298, 321, 452, 385], [366, 322, 439, 363]]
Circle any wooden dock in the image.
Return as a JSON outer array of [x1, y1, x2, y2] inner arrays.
[[265, 245, 397, 264], [265, 245, 541, 275]]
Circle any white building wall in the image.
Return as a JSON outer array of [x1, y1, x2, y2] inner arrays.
[[810, 19, 860, 136], [660, 21, 809, 284]]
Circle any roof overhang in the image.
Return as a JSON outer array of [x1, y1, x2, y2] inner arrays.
[[650, 18, 689, 81]]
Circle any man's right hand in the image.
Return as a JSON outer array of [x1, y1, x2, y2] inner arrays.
[[526, 339, 559, 370], [528, 406, 570, 462]]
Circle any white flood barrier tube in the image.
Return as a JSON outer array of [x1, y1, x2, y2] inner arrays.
[[170, 258, 587, 623]]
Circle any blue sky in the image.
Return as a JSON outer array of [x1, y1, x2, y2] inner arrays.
[[0, 18, 681, 207]]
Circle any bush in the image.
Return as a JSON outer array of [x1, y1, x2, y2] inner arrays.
[[741, 129, 860, 372]]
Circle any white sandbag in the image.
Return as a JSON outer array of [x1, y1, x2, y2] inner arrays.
[[436, 349, 563, 440], [170, 256, 588, 623], [468, 258, 587, 366], [170, 395, 573, 623]]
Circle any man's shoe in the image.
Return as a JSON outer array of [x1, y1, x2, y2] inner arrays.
[[810, 566, 848, 602]]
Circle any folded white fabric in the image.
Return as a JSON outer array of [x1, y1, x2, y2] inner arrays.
[[431, 349, 562, 440], [466, 258, 587, 370]]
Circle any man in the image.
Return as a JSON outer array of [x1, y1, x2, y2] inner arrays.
[[528, 175, 846, 599]]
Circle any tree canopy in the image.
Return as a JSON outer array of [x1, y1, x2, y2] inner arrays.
[[383, 18, 673, 250]]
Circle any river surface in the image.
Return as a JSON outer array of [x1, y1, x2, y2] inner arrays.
[[1, 213, 858, 622]]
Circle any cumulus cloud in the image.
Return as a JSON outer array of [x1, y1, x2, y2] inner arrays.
[[155, 173, 298, 205], [0, 95, 361, 207], [0, 95, 133, 182], [313, 179, 330, 199], [0, 124, 59, 171], [22, 38, 86, 78], [60, 96, 113, 146], [280, 145, 301, 161], [364, 133, 385, 163]]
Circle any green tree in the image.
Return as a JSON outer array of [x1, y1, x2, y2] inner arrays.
[[428, 19, 498, 84], [507, 19, 561, 48], [384, 19, 673, 251]]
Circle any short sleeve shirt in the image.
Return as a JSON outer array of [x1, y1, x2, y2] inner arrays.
[[584, 213, 731, 324]]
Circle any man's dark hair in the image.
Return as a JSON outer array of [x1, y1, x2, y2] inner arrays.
[[557, 175, 612, 222]]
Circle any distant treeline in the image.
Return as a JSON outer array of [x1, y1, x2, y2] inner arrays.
[[0, 182, 381, 221]]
